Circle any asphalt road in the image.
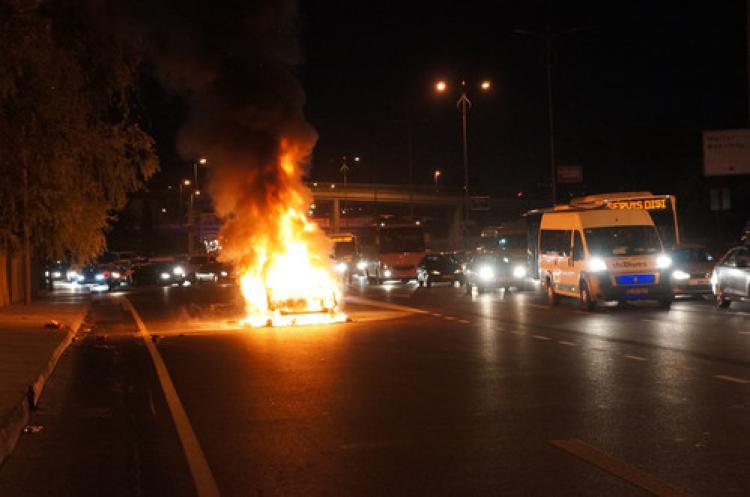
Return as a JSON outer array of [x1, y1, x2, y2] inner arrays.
[[2, 279, 750, 496]]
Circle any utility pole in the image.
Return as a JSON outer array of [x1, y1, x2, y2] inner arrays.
[[21, 152, 31, 305]]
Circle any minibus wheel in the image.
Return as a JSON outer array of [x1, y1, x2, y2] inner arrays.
[[579, 281, 595, 311], [545, 278, 559, 306]]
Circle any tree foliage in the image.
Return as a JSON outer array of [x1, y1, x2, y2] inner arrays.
[[0, 0, 158, 261]]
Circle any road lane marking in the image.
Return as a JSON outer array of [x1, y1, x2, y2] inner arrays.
[[550, 438, 694, 497], [457, 319, 472, 324], [532, 334, 551, 341], [558, 340, 576, 346], [591, 347, 609, 352], [431, 313, 443, 317], [739, 331, 750, 335], [641, 319, 665, 324], [122, 297, 220, 497], [624, 354, 648, 361], [510, 331, 524, 336], [714, 374, 750, 384], [444, 316, 458, 321]]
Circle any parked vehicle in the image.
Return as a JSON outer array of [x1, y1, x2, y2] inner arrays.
[[416, 253, 461, 287], [329, 232, 359, 283], [185, 254, 211, 282], [463, 252, 524, 294], [537, 207, 673, 310], [669, 244, 714, 297], [712, 246, 750, 308]]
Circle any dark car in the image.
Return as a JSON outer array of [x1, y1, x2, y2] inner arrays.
[[712, 246, 750, 308], [78, 264, 124, 290], [669, 244, 714, 297], [416, 253, 461, 287], [463, 252, 523, 294], [131, 260, 186, 286], [195, 261, 234, 284]]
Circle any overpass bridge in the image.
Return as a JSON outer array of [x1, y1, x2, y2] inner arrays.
[[307, 182, 465, 246]]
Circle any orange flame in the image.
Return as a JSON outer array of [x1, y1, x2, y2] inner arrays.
[[234, 140, 347, 327]]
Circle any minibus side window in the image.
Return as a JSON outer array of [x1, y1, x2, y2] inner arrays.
[[573, 231, 585, 261], [540, 229, 571, 256]]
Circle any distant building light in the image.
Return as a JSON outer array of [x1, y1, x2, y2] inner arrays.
[[330, 184, 336, 189], [161, 208, 167, 213]]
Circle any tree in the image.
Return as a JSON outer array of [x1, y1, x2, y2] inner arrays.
[[0, 0, 158, 301]]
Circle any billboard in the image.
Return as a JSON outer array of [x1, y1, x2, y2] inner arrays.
[[703, 129, 750, 176], [556, 165, 583, 183]]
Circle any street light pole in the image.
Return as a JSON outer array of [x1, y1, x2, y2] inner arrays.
[[458, 86, 471, 224], [544, 25, 557, 205]]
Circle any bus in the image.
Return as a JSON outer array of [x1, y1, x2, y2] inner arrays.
[[525, 192, 680, 279], [359, 217, 426, 284]]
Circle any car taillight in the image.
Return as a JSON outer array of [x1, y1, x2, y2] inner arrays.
[[103, 271, 110, 278]]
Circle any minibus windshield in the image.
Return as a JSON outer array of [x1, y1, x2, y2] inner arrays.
[[585, 226, 661, 257]]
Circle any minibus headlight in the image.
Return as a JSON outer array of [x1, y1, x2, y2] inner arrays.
[[587, 257, 607, 272], [512, 265, 527, 278], [356, 261, 367, 271], [656, 254, 672, 269]]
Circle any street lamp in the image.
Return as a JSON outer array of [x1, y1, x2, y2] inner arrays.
[[434, 79, 492, 229], [434, 170, 441, 191], [194, 157, 207, 189]]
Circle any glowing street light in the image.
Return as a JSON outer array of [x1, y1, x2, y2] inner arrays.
[[433, 78, 492, 232], [434, 170, 441, 191]]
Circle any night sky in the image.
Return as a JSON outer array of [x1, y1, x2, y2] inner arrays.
[[299, 1, 747, 198], [146, 1, 748, 201]]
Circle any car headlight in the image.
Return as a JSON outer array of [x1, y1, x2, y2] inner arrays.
[[587, 257, 607, 272], [111, 272, 121, 279], [334, 262, 348, 273], [513, 265, 526, 278], [160, 272, 171, 280], [95, 274, 105, 281], [710, 272, 717, 286], [52, 271, 61, 278], [220, 271, 228, 277], [478, 265, 494, 281], [430, 270, 441, 275], [383, 269, 392, 278], [356, 261, 367, 271], [671, 269, 689, 280], [656, 254, 672, 269], [76, 274, 84, 282], [502, 256, 510, 263], [173, 266, 185, 276]]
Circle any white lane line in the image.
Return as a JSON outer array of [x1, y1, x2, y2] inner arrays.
[[457, 319, 472, 324], [624, 354, 648, 362], [122, 297, 220, 497], [444, 316, 458, 321], [738, 331, 750, 336], [532, 334, 551, 341], [666, 363, 694, 372], [431, 313, 443, 317], [714, 374, 750, 385], [558, 340, 577, 347], [550, 438, 695, 497], [591, 347, 609, 352]]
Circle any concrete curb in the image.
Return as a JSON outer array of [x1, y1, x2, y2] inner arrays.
[[0, 302, 91, 468]]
